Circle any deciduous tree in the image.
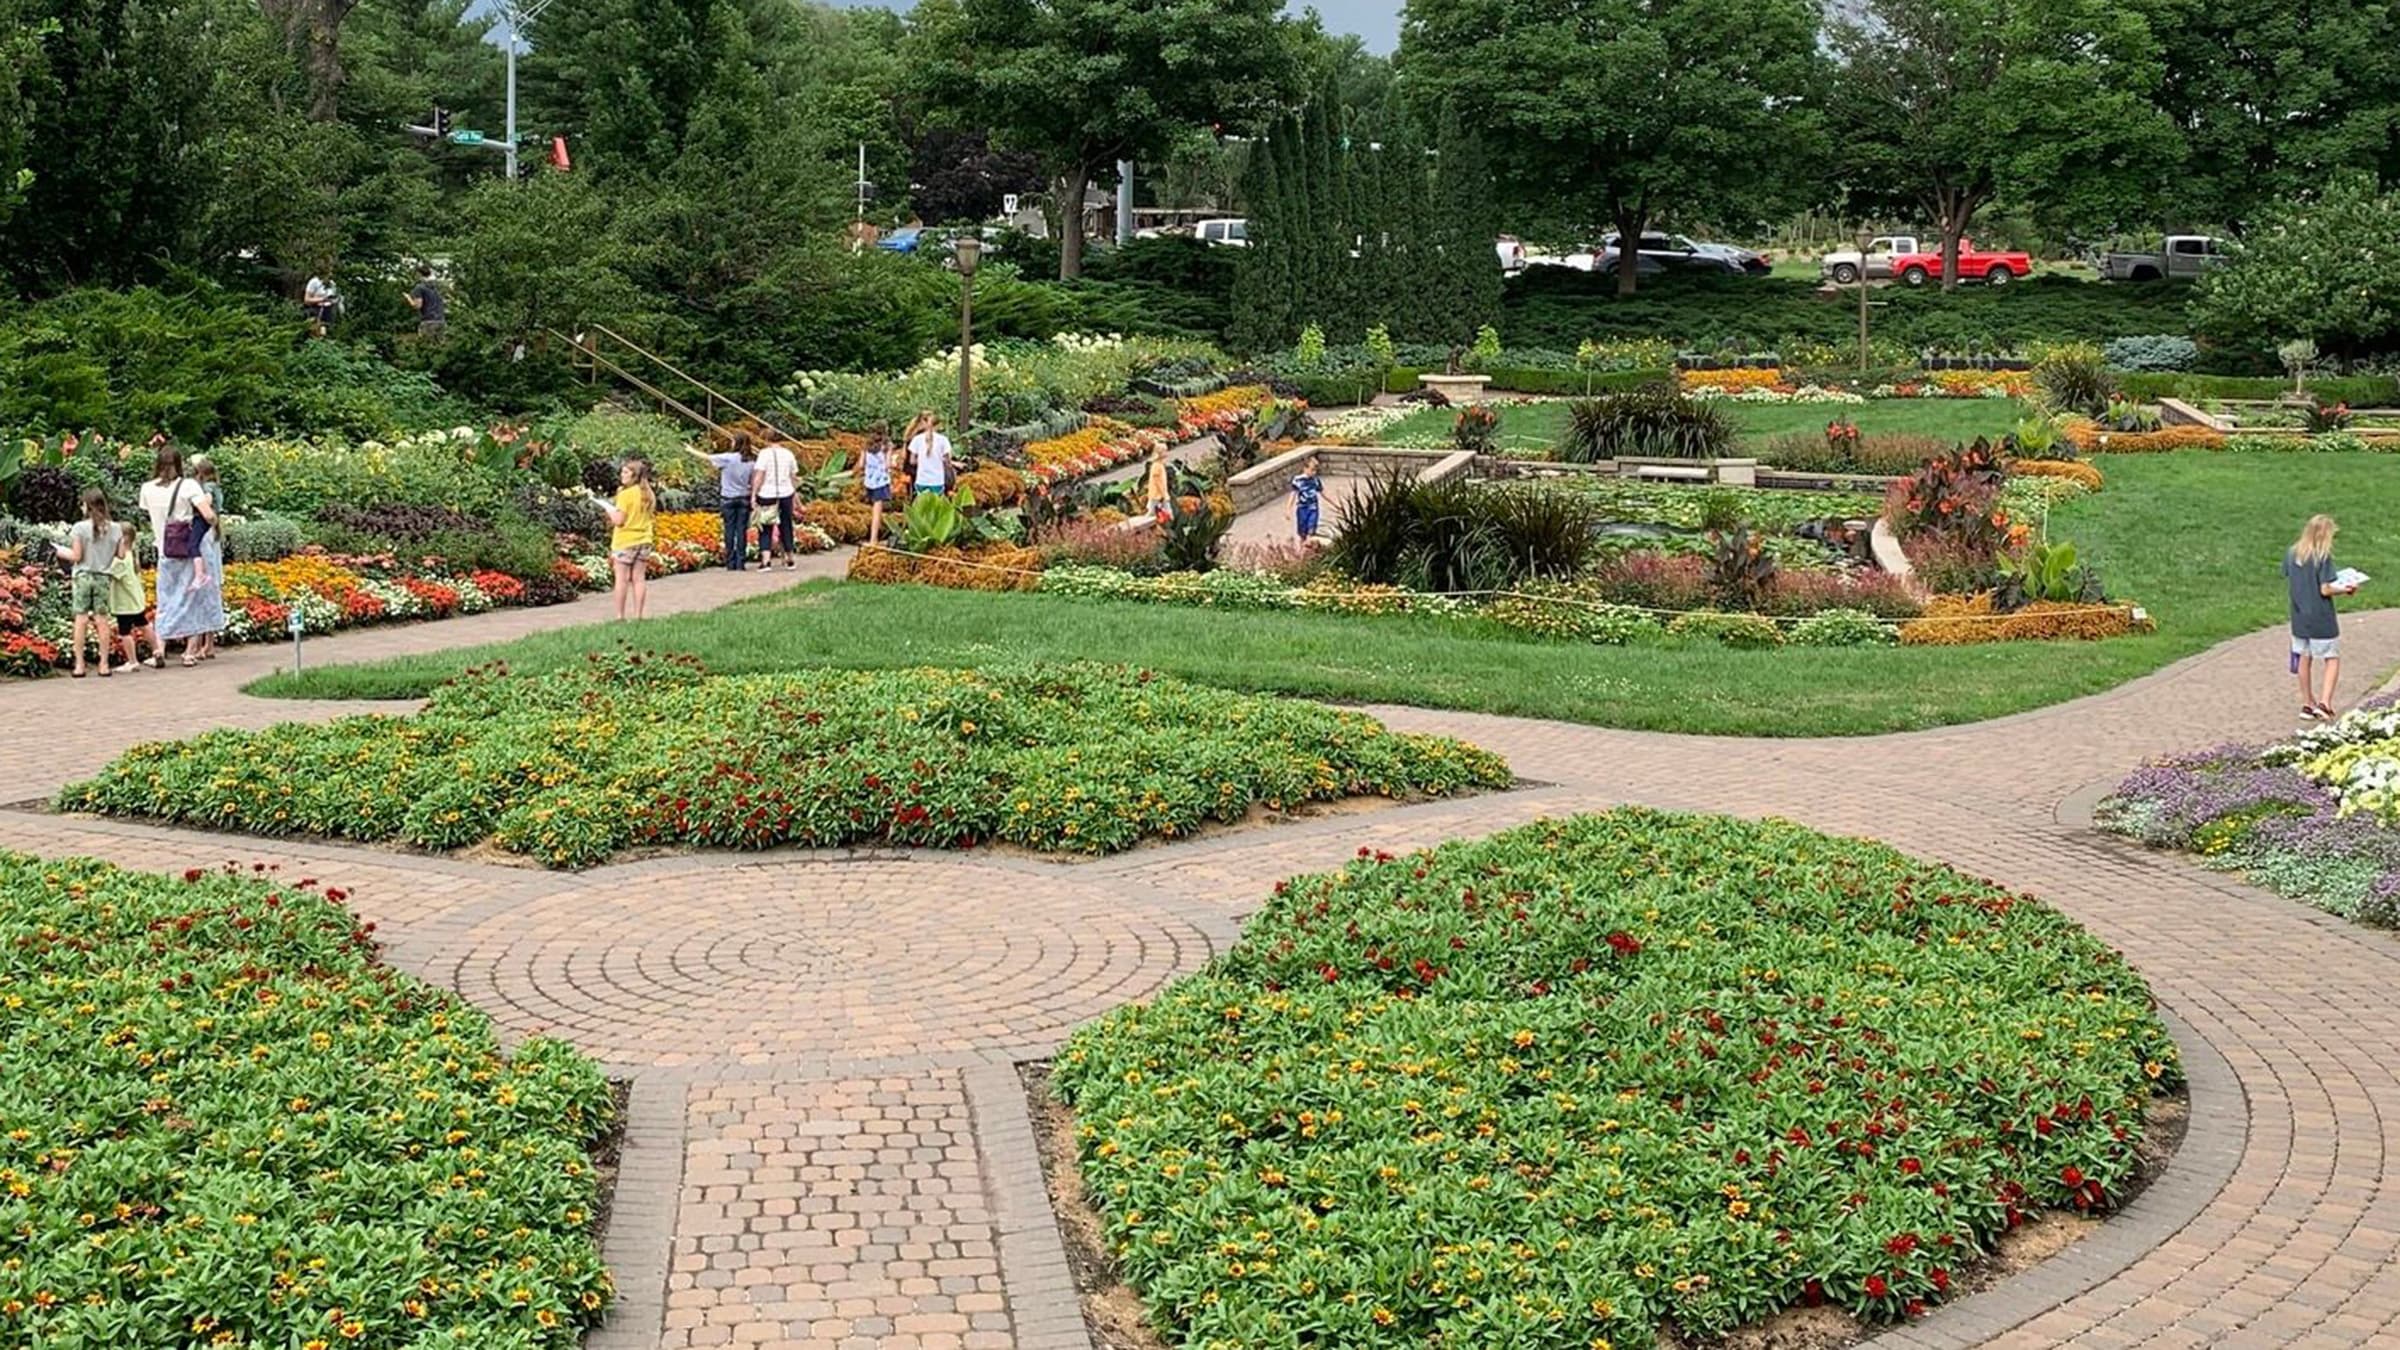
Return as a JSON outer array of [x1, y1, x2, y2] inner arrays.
[[907, 0, 1297, 279], [1400, 0, 1823, 296], [1829, 0, 2179, 288]]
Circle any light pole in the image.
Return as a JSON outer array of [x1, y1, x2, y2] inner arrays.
[[953, 234, 982, 431], [498, 0, 559, 181], [1854, 225, 1872, 373]]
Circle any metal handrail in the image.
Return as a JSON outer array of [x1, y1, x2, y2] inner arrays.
[[550, 325, 802, 442]]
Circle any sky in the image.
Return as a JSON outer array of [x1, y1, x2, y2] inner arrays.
[[826, 0, 1402, 54]]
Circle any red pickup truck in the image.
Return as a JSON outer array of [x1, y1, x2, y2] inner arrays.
[[1892, 239, 2030, 287]]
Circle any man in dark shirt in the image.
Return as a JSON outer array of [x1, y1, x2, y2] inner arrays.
[[405, 265, 446, 337]]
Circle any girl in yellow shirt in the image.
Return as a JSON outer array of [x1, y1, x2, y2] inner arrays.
[[599, 459, 657, 620]]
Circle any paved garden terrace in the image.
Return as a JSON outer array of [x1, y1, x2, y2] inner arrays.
[[3, 560, 2397, 1349]]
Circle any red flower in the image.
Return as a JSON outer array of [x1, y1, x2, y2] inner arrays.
[[1899, 1157, 1922, 1175], [1886, 1233, 1918, 1257], [1865, 1275, 1889, 1299], [2060, 1165, 2083, 1186], [1605, 931, 1642, 956], [1929, 1268, 1950, 1292]]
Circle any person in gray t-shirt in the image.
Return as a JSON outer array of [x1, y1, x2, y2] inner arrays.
[[2285, 513, 2357, 720], [405, 264, 446, 336]]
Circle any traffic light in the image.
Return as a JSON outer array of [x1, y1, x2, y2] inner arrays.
[[432, 107, 450, 137]]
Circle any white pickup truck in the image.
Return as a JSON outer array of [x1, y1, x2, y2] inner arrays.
[[2101, 235, 2226, 282], [1819, 236, 1920, 285]]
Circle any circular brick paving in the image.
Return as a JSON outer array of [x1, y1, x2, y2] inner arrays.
[[436, 858, 1217, 1072]]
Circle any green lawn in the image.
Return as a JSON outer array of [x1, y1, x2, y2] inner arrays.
[[253, 454, 2400, 737], [1384, 397, 2030, 456]]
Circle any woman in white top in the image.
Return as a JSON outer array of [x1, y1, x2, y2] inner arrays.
[[137, 444, 219, 667], [905, 410, 952, 496], [751, 438, 801, 569]]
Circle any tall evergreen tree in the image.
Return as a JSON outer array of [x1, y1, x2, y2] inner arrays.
[[1430, 101, 1501, 344], [1230, 123, 1293, 351]]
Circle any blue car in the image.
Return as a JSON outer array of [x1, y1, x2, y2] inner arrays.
[[876, 227, 922, 254]]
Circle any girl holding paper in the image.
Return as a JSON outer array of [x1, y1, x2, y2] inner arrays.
[[2286, 514, 2359, 720]]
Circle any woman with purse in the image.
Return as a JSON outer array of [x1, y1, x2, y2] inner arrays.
[[139, 445, 219, 667]]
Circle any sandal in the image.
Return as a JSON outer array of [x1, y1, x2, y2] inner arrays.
[[70, 667, 86, 679], [145, 655, 165, 669], [180, 655, 198, 668]]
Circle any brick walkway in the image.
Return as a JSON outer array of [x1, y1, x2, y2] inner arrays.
[[6, 565, 2400, 1348]]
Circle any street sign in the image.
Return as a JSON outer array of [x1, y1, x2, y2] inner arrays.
[[1003, 193, 1019, 215], [449, 129, 484, 145]]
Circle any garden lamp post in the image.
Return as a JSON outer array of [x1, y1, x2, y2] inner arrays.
[[953, 234, 982, 431], [1855, 225, 1872, 372]]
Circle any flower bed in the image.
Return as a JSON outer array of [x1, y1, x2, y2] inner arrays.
[[0, 851, 615, 1346], [60, 654, 1510, 867], [2098, 701, 2400, 926], [1052, 809, 2179, 1348], [0, 513, 833, 670], [2059, 420, 2226, 454]]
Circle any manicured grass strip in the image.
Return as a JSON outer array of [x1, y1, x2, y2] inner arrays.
[[1380, 397, 2033, 453], [251, 455, 2400, 738], [1053, 810, 2179, 1347], [0, 853, 614, 1346], [77, 658, 1508, 867]]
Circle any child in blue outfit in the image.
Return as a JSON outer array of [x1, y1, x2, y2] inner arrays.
[[1291, 455, 1323, 541]]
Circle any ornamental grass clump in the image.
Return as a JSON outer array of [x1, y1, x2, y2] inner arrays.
[[0, 852, 615, 1346], [58, 651, 1508, 867], [1053, 810, 2180, 1348]]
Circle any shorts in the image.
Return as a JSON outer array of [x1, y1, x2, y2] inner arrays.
[[418, 319, 447, 338], [1296, 503, 1320, 539], [2293, 636, 2340, 659], [866, 485, 892, 504], [914, 483, 946, 497], [114, 613, 147, 637], [611, 543, 653, 567], [69, 572, 111, 617]]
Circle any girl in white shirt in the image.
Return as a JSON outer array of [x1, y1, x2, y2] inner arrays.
[[905, 411, 952, 495]]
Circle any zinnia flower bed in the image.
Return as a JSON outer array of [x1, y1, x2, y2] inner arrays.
[[0, 852, 615, 1346], [2098, 700, 2400, 926], [1052, 809, 2180, 1349], [59, 653, 1510, 868]]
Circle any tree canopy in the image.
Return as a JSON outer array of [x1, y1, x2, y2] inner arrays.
[[1400, 0, 1824, 294], [906, 0, 1300, 277]]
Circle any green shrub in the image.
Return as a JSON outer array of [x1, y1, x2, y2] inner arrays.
[[1668, 609, 1785, 648], [2115, 372, 2397, 405], [211, 432, 508, 520], [1503, 269, 2196, 356], [1788, 607, 1898, 646], [2102, 335, 2198, 372], [0, 851, 615, 1346], [0, 283, 292, 443], [1053, 810, 2179, 1347], [219, 512, 304, 562], [270, 339, 475, 438], [2033, 343, 2114, 417], [1560, 384, 1735, 462], [1329, 476, 1594, 594], [60, 656, 1510, 865]]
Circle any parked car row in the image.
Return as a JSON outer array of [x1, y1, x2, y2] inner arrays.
[[1818, 233, 2227, 285], [1818, 236, 2029, 286]]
